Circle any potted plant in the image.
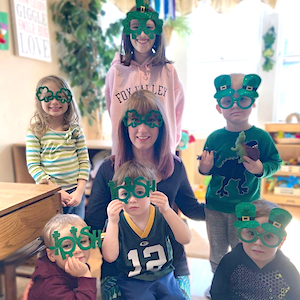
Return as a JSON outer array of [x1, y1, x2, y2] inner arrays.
[[51, 0, 122, 129], [163, 15, 192, 46]]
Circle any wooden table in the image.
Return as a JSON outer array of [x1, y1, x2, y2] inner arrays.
[[0, 183, 61, 300]]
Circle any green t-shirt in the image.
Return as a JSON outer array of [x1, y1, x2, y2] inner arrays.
[[201, 126, 281, 213]]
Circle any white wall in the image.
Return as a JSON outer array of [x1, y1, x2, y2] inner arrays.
[[0, 0, 63, 182]]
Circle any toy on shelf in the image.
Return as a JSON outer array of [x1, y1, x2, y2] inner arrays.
[[274, 130, 300, 144], [266, 177, 276, 192], [194, 176, 211, 200], [177, 130, 196, 150], [275, 176, 300, 189], [280, 157, 300, 173], [274, 175, 300, 196]]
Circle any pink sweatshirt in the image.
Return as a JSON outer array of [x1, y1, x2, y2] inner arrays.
[[105, 53, 185, 154]]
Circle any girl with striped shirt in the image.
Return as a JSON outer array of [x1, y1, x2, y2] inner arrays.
[[26, 75, 90, 219]]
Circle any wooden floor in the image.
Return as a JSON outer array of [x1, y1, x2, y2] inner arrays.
[[2, 204, 299, 300]]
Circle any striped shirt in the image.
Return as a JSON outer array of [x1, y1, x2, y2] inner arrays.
[[26, 126, 90, 190]]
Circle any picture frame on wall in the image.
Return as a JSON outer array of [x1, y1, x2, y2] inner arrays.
[[9, 0, 51, 62], [0, 12, 9, 50]]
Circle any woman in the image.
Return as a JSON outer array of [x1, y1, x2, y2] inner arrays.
[[86, 90, 205, 300]]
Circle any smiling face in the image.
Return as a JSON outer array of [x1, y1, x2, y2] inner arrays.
[[128, 121, 159, 154], [46, 224, 91, 270], [216, 74, 255, 131], [130, 19, 156, 63], [242, 216, 285, 269], [40, 81, 69, 119]]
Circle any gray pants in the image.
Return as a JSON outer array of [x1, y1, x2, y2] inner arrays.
[[205, 207, 239, 273]]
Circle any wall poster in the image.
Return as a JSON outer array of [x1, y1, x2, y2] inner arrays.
[[10, 0, 51, 61]]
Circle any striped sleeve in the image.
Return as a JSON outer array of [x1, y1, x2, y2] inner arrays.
[[26, 129, 49, 183], [75, 126, 90, 181]]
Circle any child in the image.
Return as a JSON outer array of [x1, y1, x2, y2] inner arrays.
[[26, 75, 90, 219], [101, 160, 191, 299], [105, 0, 184, 154], [210, 200, 300, 299], [28, 214, 97, 299], [198, 73, 282, 296]]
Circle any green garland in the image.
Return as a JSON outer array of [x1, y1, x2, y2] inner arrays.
[[262, 26, 276, 72]]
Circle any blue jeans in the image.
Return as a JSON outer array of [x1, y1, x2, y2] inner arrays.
[[62, 187, 85, 219]]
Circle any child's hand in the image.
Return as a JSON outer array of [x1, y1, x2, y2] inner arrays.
[[20, 279, 34, 300], [199, 150, 214, 174], [67, 189, 83, 207], [59, 190, 72, 207], [150, 191, 170, 214], [65, 255, 91, 278], [243, 156, 263, 175], [107, 200, 123, 224]]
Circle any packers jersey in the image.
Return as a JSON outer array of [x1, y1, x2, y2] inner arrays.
[[117, 205, 174, 281]]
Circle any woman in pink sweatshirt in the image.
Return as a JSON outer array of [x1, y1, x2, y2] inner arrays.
[[105, 3, 184, 154]]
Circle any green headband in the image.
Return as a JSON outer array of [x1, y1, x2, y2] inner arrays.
[[122, 0, 163, 39], [48, 226, 101, 260], [123, 109, 163, 128], [36, 86, 72, 104], [108, 176, 156, 204]]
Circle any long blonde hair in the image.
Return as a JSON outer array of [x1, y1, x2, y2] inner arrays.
[[115, 90, 174, 180], [30, 75, 80, 136]]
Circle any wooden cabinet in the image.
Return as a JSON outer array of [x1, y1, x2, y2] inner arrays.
[[0, 183, 61, 300], [262, 123, 300, 206], [12, 140, 112, 194]]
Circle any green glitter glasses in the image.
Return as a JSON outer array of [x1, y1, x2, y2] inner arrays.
[[36, 86, 72, 104], [237, 227, 282, 248], [122, 0, 163, 39], [123, 109, 163, 128], [214, 74, 261, 109], [49, 226, 102, 260], [217, 95, 255, 110], [108, 176, 156, 204], [234, 203, 292, 248]]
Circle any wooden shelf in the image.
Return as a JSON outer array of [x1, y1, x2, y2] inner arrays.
[[265, 122, 300, 132], [262, 123, 300, 207], [12, 141, 112, 196]]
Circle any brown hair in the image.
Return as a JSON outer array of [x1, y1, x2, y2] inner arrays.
[[120, 6, 172, 66], [252, 199, 279, 219], [115, 90, 174, 180], [30, 75, 80, 137], [42, 214, 87, 247], [112, 160, 156, 186]]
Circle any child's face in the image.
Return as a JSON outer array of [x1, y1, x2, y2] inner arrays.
[[242, 216, 285, 269], [40, 81, 69, 118], [119, 184, 151, 217], [130, 19, 156, 55], [216, 76, 256, 129], [46, 224, 91, 270]]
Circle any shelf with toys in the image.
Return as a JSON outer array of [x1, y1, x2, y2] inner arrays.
[[262, 123, 300, 206]]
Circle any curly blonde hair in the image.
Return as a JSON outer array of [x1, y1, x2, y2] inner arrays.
[[30, 75, 80, 137]]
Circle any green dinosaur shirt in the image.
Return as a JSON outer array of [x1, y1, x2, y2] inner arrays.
[[200, 126, 281, 213]]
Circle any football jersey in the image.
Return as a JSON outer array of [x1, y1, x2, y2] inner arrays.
[[117, 205, 174, 281]]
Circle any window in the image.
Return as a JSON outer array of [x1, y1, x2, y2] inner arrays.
[[182, 0, 273, 136], [274, 0, 300, 122]]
